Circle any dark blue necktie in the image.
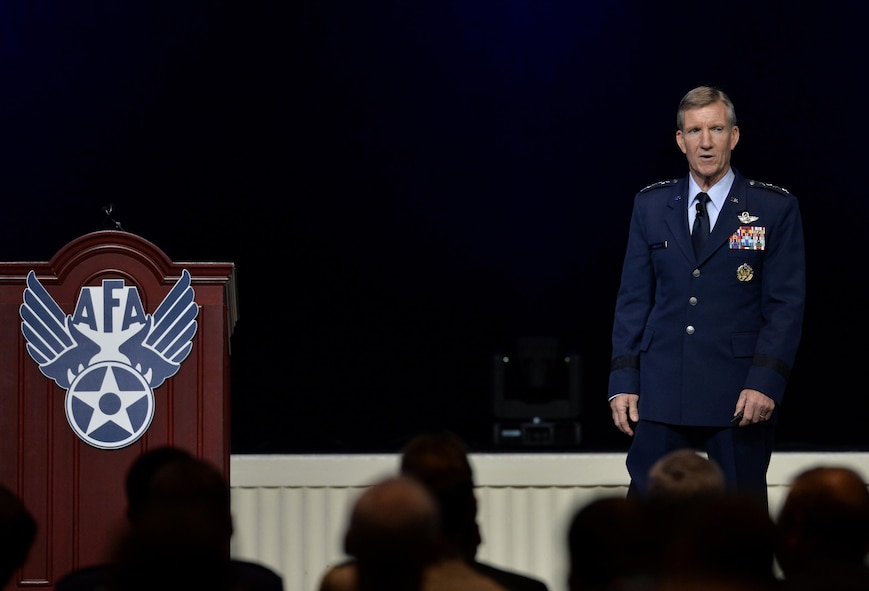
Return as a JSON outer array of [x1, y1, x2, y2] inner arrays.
[[692, 192, 710, 256]]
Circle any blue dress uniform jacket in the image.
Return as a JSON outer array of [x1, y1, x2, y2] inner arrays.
[[608, 170, 806, 427]]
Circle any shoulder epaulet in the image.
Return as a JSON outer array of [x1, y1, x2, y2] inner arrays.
[[640, 179, 678, 193], [747, 179, 790, 195]]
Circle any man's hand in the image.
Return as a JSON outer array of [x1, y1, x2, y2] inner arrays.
[[731, 388, 775, 426], [610, 393, 639, 436]]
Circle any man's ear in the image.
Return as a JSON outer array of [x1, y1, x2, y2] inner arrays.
[[675, 130, 687, 154]]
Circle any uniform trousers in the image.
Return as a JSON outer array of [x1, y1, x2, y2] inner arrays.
[[625, 419, 775, 508]]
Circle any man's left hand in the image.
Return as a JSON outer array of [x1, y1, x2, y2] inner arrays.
[[732, 389, 775, 426]]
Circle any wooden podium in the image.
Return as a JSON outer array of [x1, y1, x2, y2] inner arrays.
[[0, 231, 237, 590]]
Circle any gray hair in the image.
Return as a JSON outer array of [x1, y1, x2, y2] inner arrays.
[[676, 86, 737, 130]]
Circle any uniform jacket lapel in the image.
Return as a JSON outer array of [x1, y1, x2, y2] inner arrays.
[[664, 178, 694, 262]]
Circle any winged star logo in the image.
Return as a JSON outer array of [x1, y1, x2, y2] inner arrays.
[[20, 270, 199, 450]]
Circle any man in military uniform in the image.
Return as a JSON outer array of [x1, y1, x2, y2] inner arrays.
[[607, 85, 806, 506]]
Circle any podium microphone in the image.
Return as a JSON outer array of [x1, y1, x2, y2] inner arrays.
[[102, 203, 125, 231]]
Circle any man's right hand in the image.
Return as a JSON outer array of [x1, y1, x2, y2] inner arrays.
[[609, 393, 639, 436]]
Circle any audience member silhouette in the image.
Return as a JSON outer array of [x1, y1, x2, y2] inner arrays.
[[566, 495, 656, 591], [107, 453, 238, 591], [659, 493, 779, 590], [56, 446, 283, 591], [645, 448, 726, 501], [322, 475, 442, 591], [399, 431, 547, 591], [124, 445, 193, 524], [775, 465, 869, 590], [639, 448, 777, 589], [0, 484, 38, 588], [318, 431, 518, 591]]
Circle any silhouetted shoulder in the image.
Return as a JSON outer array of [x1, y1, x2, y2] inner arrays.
[[55, 564, 111, 591], [317, 561, 357, 591], [639, 179, 679, 194], [231, 559, 284, 591], [472, 561, 549, 591]]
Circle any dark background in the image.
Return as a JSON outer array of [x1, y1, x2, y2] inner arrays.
[[2, 0, 865, 454]]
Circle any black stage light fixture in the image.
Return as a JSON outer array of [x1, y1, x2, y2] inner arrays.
[[492, 337, 581, 447]]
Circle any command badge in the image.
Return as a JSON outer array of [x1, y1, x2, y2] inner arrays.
[[736, 263, 754, 282]]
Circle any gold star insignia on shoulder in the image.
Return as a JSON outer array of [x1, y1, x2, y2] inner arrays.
[[640, 179, 678, 193], [748, 180, 790, 194]]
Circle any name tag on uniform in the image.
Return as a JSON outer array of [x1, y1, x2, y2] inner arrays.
[[729, 226, 765, 250]]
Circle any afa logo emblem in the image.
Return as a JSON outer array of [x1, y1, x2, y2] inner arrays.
[[19, 270, 199, 450]]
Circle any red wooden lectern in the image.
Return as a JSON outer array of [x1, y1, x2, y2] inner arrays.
[[0, 230, 237, 590]]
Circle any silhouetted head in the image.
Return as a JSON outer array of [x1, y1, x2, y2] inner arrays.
[[776, 465, 869, 577], [567, 495, 654, 591], [124, 445, 194, 524], [646, 448, 726, 502], [661, 494, 777, 587], [399, 431, 479, 557], [110, 455, 235, 591], [344, 476, 440, 591]]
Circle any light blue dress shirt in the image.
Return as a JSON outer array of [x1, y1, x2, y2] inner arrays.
[[688, 168, 735, 233]]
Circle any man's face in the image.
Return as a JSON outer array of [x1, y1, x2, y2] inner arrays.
[[675, 101, 739, 187]]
